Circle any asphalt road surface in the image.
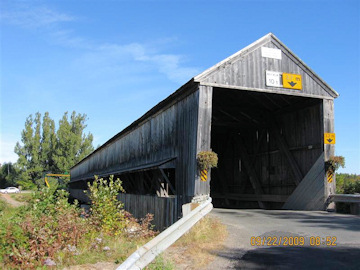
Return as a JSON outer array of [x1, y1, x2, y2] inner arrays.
[[207, 208, 360, 270]]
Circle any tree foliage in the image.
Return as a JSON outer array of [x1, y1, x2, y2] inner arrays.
[[0, 162, 17, 188], [14, 111, 94, 186]]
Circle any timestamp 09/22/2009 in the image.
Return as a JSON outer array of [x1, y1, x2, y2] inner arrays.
[[250, 236, 337, 247]]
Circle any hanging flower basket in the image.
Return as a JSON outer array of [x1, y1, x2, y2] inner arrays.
[[197, 151, 218, 171], [325, 156, 345, 174]]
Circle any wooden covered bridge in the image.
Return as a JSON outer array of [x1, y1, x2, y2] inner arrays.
[[69, 33, 338, 230]]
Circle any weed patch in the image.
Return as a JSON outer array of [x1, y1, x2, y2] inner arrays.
[[163, 216, 227, 269], [10, 192, 33, 203], [0, 175, 157, 269]]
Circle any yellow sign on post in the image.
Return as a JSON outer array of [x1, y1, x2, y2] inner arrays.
[[327, 171, 334, 183], [200, 169, 208, 182], [324, 133, 336, 144], [282, 73, 302, 90]]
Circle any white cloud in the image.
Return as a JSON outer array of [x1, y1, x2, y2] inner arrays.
[[51, 30, 91, 49], [74, 42, 200, 84], [1, 5, 75, 29], [2, 3, 200, 84]]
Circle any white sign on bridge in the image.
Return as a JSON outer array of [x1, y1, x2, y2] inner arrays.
[[266, 71, 283, 87]]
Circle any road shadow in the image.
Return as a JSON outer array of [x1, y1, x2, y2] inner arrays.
[[258, 210, 360, 232], [211, 246, 360, 270], [211, 208, 360, 232]]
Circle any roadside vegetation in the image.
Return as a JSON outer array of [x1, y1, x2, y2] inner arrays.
[[147, 216, 227, 270], [0, 176, 157, 269], [10, 192, 33, 203], [336, 173, 360, 213]]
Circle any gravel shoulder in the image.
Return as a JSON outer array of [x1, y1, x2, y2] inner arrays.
[[0, 193, 27, 207]]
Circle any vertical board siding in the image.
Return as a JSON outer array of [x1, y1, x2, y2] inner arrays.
[[195, 85, 213, 196], [117, 193, 178, 231], [69, 189, 177, 231], [200, 38, 334, 99], [323, 99, 336, 198], [71, 87, 199, 185], [175, 90, 200, 206]]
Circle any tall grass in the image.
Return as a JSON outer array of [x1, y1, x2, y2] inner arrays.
[[0, 176, 158, 269]]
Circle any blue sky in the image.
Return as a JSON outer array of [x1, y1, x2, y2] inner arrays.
[[0, 0, 359, 174]]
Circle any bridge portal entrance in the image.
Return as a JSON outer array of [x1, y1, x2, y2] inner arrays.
[[210, 87, 323, 209]]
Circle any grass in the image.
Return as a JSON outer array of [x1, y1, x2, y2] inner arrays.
[[10, 192, 33, 203], [146, 216, 228, 270], [146, 254, 175, 270], [57, 234, 150, 269]]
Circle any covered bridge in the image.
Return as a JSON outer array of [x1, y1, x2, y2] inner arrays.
[[70, 33, 338, 230]]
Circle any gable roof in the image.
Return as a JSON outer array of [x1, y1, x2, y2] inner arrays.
[[194, 33, 339, 98]]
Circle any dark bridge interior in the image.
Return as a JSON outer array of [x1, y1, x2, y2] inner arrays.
[[210, 87, 323, 209]]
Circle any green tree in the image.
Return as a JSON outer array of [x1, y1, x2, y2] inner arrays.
[[53, 111, 94, 172], [0, 162, 17, 188], [14, 114, 42, 183], [14, 111, 94, 186], [40, 112, 57, 172]]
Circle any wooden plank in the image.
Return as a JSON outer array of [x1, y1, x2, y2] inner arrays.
[[234, 135, 266, 209], [284, 160, 324, 208], [195, 85, 213, 196], [330, 194, 360, 203], [198, 82, 334, 100], [282, 153, 325, 210], [159, 168, 176, 195], [212, 193, 289, 202], [117, 193, 178, 231], [270, 125, 303, 185], [323, 99, 336, 197]]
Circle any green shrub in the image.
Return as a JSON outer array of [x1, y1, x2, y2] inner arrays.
[[0, 175, 158, 268], [197, 151, 218, 171], [16, 179, 37, 190], [0, 188, 89, 268], [335, 173, 360, 214], [87, 175, 127, 235]]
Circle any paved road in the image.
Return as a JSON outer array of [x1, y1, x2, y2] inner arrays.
[[207, 208, 360, 270]]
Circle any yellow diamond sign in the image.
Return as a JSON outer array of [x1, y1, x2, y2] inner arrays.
[[282, 73, 302, 90], [324, 133, 335, 144]]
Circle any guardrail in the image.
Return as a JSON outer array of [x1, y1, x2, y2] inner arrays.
[[329, 194, 360, 215], [117, 198, 213, 270]]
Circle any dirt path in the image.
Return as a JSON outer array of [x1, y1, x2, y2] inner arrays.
[[0, 193, 27, 207]]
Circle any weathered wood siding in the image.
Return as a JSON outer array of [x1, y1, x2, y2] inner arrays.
[[117, 193, 177, 231], [195, 85, 213, 196], [173, 89, 200, 206], [69, 189, 177, 231], [71, 87, 199, 188], [323, 99, 336, 208], [195, 35, 336, 100]]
